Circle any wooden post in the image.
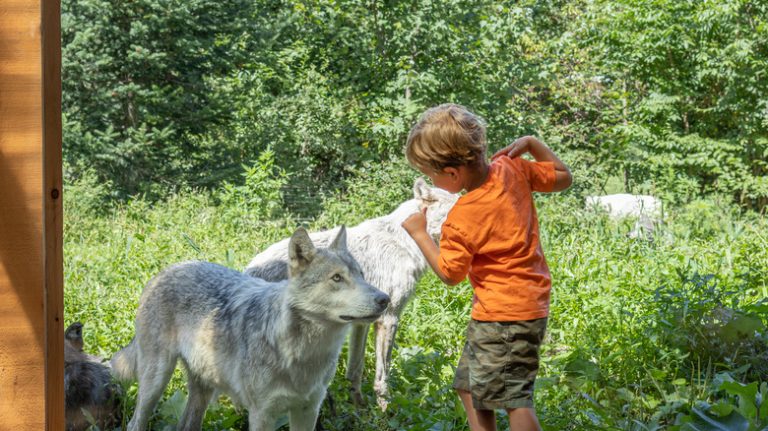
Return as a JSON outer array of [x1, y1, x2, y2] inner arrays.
[[0, 0, 63, 429]]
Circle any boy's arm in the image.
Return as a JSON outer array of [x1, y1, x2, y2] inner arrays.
[[401, 212, 463, 286], [492, 136, 573, 192]]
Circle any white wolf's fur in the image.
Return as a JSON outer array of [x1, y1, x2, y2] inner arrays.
[[245, 178, 458, 409], [112, 227, 389, 430], [585, 193, 663, 238]]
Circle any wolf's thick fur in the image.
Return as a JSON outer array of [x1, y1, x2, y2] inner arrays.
[[585, 193, 663, 239], [64, 322, 122, 431], [245, 179, 457, 409], [112, 227, 389, 431]]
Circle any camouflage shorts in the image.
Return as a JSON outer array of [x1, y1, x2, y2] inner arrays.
[[452, 318, 547, 410]]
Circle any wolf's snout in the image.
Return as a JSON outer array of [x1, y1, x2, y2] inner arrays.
[[375, 292, 390, 310]]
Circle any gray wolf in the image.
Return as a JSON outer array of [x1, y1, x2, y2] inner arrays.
[[245, 178, 457, 409], [64, 322, 122, 431], [111, 227, 389, 431]]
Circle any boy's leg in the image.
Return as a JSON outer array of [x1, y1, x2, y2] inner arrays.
[[506, 407, 542, 431], [466, 319, 547, 431], [457, 389, 496, 431], [454, 337, 496, 431]]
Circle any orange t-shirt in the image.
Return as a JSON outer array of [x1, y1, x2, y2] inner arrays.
[[437, 156, 556, 321]]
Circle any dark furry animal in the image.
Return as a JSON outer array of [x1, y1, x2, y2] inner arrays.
[[65, 322, 85, 351], [64, 322, 122, 431]]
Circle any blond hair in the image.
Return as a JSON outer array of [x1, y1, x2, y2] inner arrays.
[[405, 103, 487, 172]]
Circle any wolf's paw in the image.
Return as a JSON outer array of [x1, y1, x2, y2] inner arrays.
[[374, 383, 390, 411], [376, 395, 389, 411]]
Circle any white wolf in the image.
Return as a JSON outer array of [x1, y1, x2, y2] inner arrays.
[[245, 178, 457, 409], [585, 193, 663, 238], [111, 227, 390, 431]]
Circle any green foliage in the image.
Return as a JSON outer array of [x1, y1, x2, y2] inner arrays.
[[673, 374, 768, 431], [571, 0, 768, 207], [62, 0, 255, 196], [652, 272, 768, 381], [63, 166, 115, 217], [62, 0, 768, 210], [313, 159, 417, 228], [218, 148, 289, 222]]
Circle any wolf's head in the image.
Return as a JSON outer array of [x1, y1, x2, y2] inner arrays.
[[287, 227, 390, 323], [413, 178, 459, 242], [65, 322, 84, 352]]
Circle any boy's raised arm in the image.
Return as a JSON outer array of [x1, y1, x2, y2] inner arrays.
[[492, 136, 573, 192]]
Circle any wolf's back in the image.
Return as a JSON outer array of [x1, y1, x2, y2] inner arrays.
[[110, 338, 138, 381]]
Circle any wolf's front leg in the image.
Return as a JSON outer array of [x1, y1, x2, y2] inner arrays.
[[374, 315, 398, 410], [288, 391, 324, 431], [246, 407, 277, 431], [345, 323, 370, 407]]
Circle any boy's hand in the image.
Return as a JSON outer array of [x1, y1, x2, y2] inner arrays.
[[401, 210, 428, 238], [491, 136, 531, 160], [401, 209, 459, 286]]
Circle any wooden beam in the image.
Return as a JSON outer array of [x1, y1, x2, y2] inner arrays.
[[0, 0, 63, 428], [43, 0, 64, 428]]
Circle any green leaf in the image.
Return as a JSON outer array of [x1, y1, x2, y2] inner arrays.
[[709, 401, 734, 417], [720, 381, 758, 401], [182, 233, 202, 254], [759, 382, 768, 421], [159, 390, 187, 423], [721, 315, 765, 341], [687, 407, 749, 431], [565, 357, 601, 380]]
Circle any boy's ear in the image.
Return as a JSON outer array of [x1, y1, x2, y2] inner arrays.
[[413, 177, 431, 200], [443, 166, 460, 180]]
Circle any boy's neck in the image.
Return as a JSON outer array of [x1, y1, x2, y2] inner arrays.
[[463, 160, 490, 192]]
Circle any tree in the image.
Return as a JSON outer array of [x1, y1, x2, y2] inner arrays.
[[62, 0, 255, 196]]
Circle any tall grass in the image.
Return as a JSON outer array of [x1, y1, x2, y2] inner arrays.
[[64, 166, 767, 430]]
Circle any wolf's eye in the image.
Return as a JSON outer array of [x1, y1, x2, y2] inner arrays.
[[332, 274, 343, 282]]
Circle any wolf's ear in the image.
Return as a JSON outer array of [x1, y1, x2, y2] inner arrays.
[[330, 225, 347, 251], [64, 322, 84, 352], [288, 227, 316, 273], [413, 177, 431, 200]]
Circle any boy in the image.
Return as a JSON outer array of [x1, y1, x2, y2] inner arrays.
[[401, 104, 572, 431]]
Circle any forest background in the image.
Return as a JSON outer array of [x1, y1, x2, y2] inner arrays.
[[62, 0, 768, 429]]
